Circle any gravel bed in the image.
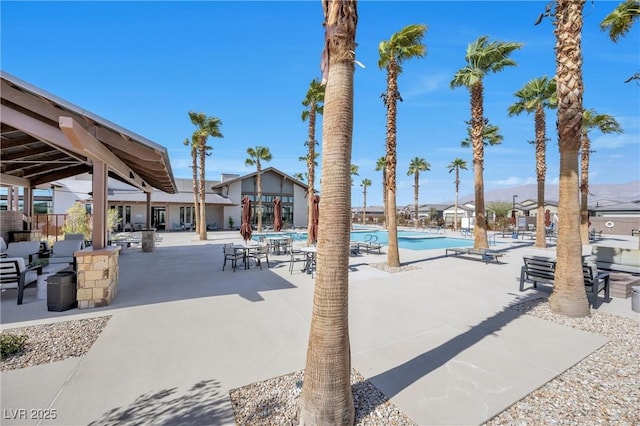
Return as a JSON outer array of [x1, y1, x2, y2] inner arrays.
[[484, 298, 639, 425], [0, 316, 111, 371], [230, 369, 417, 425]]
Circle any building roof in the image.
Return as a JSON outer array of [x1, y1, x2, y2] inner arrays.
[[211, 167, 306, 190], [591, 201, 640, 212], [1, 71, 177, 194]]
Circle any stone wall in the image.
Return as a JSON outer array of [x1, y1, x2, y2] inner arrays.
[[76, 246, 119, 309], [0, 210, 24, 242]]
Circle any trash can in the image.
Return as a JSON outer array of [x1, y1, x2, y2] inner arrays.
[[47, 270, 77, 312], [632, 286, 640, 313]]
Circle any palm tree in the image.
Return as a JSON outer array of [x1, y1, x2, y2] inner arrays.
[[579, 109, 622, 243], [244, 146, 272, 233], [451, 36, 522, 249], [407, 157, 430, 228], [183, 135, 200, 233], [447, 158, 468, 231], [379, 23, 427, 268], [375, 156, 387, 228], [302, 78, 325, 246], [189, 111, 222, 240], [360, 178, 372, 224], [550, 0, 590, 318], [600, 0, 639, 42], [508, 76, 557, 248], [350, 164, 359, 186], [300, 151, 319, 244], [297, 1, 357, 423], [292, 172, 306, 182]]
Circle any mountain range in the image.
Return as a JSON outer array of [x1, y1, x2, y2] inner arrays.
[[454, 181, 640, 206]]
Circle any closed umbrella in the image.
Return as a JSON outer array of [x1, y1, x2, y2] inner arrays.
[[240, 196, 253, 242], [544, 209, 551, 227], [310, 195, 320, 244], [274, 197, 283, 232]]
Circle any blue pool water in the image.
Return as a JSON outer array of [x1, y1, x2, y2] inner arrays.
[[349, 230, 474, 251], [255, 230, 474, 251]]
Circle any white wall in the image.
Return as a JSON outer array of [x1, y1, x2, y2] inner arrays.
[[293, 185, 308, 228]]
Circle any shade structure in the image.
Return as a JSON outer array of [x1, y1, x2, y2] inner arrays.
[[544, 209, 551, 227], [240, 196, 253, 242], [274, 197, 283, 232], [310, 195, 320, 244]]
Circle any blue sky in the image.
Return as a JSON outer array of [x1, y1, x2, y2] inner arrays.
[[2, 1, 638, 207]]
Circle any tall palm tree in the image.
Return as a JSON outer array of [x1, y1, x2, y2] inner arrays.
[[579, 109, 622, 243], [183, 135, 200, 233], [298, 1, 357, 423], [407, 157, 430, 228], [379, 23, 427, 268], [360, 178, 371, 224], [302, 78, 325, 246], [600, 0, 639, 42], [189, 111, 222, 240], [447, 158, 468, 231], [245, 146, 272, 233], [292, 172, 306, 182], [451, 36, 522, 249], [508, 76, 557, 248], [550, 0, 590, 318], [375, 156, 387, 228]]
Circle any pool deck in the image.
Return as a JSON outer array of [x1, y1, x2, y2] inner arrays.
[[1, 229, 637, 425]]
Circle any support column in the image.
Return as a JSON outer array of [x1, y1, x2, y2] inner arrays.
[[146, 192, 152, 229], [23, 187, 32, 230], [92, 161, 108, 249]]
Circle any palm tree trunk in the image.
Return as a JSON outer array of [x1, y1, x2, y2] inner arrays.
[[470, 83, 489, 249], [386, 64, 400, 267], [579, 132, 590, 243], [198, 140, 207, 240], [535, 107, 547, 248], [454, 169, 460, 231], [191, 146, 200, 235], [550, 0, 589, 317], [257, 163, 263, 233], [414, 173, 419, 228], [307, 108, 316, 245], [297, 1, 356, 421], [382, 171, 388, 229], [362, 187, 366, 225]]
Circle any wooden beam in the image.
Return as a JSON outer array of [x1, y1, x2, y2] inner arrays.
[[0, 173, 30, 187], [59, 116, 150, 193]]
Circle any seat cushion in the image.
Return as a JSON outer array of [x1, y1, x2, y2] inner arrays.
[[6, 241, 41, 261], [52, 240, 83, 258]]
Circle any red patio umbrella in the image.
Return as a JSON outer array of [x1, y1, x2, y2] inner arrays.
[[544, 209, 551, 227], [310, 195, 320, 244], [274, 197, 283, 232], [240, 196, 253, 242]]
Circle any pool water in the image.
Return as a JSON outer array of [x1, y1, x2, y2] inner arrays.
[[349, 230, 474, 251], [255, 230, 474, 251]]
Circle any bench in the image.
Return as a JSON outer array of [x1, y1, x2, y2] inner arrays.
[[445, 247, 505, 264], [519, 256, 610, 307]]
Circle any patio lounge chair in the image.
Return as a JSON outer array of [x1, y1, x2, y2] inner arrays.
[[6, 241, 41, 264], [445, 247, 505, 264]]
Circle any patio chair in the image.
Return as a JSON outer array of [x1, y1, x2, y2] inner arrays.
[[249, 245, 270, 269], [49, 239, 83, 268], [6, 241, 41, 264], [289, 243, 307, 274], [64, 233, 86, 248], [222, 244, 239, 272], [0, 237, 7, 258]]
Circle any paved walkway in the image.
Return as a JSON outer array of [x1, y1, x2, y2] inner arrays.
[[1, 231, 637, 425]]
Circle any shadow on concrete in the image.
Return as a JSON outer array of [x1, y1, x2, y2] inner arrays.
[[364, 296, 530, 410], [88, 379, 234, 425], [1, 242, 298, 325]]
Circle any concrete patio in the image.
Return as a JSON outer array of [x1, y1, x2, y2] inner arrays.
[[1, 230, 637, 425]]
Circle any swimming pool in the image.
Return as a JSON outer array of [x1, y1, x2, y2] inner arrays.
[[255, 230, 474, 251], [348, 230, 474, 251]]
